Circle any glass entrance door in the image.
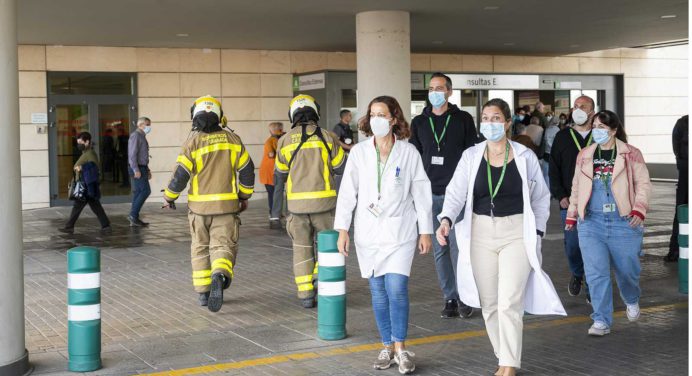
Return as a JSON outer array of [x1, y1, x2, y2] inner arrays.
[[98, 104, 132, 198], [54, 104, 89, 200]]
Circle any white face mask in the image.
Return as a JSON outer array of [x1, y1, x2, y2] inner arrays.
[[572, 108, 589, 126], [370, 117, 391, 138], [480, 122, 506, 142]]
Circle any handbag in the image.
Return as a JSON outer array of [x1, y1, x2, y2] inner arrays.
[[68, 172, 88, 202]]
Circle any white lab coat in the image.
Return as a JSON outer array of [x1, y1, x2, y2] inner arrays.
[[334, 137, 433, 278], [439, 140, 566, 316]]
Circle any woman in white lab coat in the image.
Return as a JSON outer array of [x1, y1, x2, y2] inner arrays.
[[436, 98, 565, 376], [334, 95, 433, 375]]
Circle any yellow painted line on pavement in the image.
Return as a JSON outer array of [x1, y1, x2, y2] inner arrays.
[[139, 302, 687, 376]]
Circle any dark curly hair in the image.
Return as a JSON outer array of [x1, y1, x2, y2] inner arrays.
[[358, 96, 411, 139]]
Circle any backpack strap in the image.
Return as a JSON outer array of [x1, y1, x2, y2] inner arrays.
[[287, 124, 333, 170]]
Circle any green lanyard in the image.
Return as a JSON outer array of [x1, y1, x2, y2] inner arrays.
[[428, 115, 451, 152], [569, 128, 592, 151], [376, 142, 391, 200], [486, 141, 510, 216], [597, 144, 617, 191]]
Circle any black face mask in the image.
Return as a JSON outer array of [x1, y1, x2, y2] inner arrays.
[[192, 112, 222, 133], [77, 144, 86, 151]]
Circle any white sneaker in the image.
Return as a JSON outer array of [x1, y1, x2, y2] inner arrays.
[[626, 303, 640, 322], [394, 350, 416, 374], [588, 321, 610, 336], [373, 348, 393, 370]]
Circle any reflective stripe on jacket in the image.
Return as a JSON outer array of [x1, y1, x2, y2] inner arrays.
[[164, 129, 255, 215], [275, 122, 346, 214]]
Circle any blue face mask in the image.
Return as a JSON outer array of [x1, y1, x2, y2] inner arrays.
[[592, 128, 611, 145], [143, 126, 152, 135], [480, 122, 506, 142], [428, 91, 447, 109]]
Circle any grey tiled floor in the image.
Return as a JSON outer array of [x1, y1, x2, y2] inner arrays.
[[21, 183, 688, 375]]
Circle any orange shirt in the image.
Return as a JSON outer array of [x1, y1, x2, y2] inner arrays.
[[259, 135, 279, 185]]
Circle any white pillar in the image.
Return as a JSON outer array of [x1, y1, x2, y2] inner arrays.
[[356, 11, 411, 126], [0, 0, 30, 375]]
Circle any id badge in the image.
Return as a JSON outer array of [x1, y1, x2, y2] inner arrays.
[[367, 203, 383, 218], [431, 156, 444, 165], [603, 203, 616, 213], [345, 138, 353, 145]]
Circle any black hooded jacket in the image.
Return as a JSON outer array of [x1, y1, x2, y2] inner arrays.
[[410, 104, 478, 195]]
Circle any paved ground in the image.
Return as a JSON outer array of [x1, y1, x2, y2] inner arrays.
[[21, 182, 688, 375]]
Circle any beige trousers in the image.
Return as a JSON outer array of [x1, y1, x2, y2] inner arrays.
[[286, 210, 335, 299], [470, 214, 531, 368], [189, 212, 240, 293]]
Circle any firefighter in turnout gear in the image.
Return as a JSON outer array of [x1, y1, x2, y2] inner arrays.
[[273, 94, 347, 308], [163, 95, 255, 312]]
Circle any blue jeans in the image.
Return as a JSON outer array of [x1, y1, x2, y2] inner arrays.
[[265, 184, 275, 215], [432, 194, 460, 301], [578, 179, 642, 327], [561, 209, 585, 280], [540, 160, 550, 191], [129, 165, 151, 219], [369, 273, 409, 345]]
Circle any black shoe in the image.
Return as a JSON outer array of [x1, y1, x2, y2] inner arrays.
[[586, 293, 592, 304], [101, 226, 112, 234], [128, 216, 149, 227], [568, 275, 583, 296], [664, 251, 679, 262], [58, 227, 74, 234], [458, 301, 474, 318], [198, 292, 210, 306], [441, 299, 460, 318], [208, 274, 225, 312], [301, 297, 316, 308], [269, 219, 281, 229]]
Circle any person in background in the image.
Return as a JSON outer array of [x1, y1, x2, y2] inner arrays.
[[59, 132, 111, 234], [333, 109, 355, 152], [512, 107, 527, 136], [128, 117, 152, 227], [436, 98, 565, 376], [520, 105, 532, 126], [666, 115, 689, 262], [101, 128, 116, 179], [333, 109, 355, 192], [260, 122, 284, 228], [335, 95, 432, 375], [511, 127, 537, 154], [545, 111, 554, 125], [525, 116, 544, 151], [542, 115, 561, 190], [549, 95, 595, 302], [410, 72, 478, 319], [530, 102, 547, 128], [565, 110, 651, 336], [115, 124, 130, 188], [558, 113, 568, 130]]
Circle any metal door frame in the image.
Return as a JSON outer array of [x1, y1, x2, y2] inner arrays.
[[47, 73, 138, 206]]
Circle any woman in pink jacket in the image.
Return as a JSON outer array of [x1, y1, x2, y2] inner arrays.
[[565, 110, 651, 336]]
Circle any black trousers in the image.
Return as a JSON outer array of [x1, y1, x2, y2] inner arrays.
[[669, 162, 689, 256], [65, 198, 110, 229]]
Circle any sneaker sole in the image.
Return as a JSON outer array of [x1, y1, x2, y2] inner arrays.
[[373, 361, 392, 370], [588, 329, 610, 336], [208, 276, 224, 313], [627, 312, 640, 322], [398, 364, 415, 375], [459, 310, 474, 319]]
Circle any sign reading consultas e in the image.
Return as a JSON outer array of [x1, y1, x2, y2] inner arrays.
[[425, 74, 540, 90], [296, 73, 326, 91]]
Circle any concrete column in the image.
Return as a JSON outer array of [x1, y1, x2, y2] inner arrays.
[[0, 0, 31, 375], [356, 11, 411, 126]]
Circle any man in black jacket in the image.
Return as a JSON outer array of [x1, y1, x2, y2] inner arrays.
[[666, 115, 689, 262], [410, 72, 478, 319], [549, 95, 595, 302]]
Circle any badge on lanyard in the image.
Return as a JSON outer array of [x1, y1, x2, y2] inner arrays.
[[431, 156, 444, 165], [367, 202, 383, 218], [602, 203, 616, 213], [345, 138, 353, 145]]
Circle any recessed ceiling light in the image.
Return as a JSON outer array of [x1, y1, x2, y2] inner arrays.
[[503, 42, 515, 46], [432, 41, 444, 45], [661, 14, 677, 19], [176, 33, 189, 37], [484, 6, 500, 10]]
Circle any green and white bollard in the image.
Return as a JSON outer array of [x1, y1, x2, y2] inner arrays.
[[67, 246, 102, 372], [317, 230, 346, 340], [678, 205, 688, 294]]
